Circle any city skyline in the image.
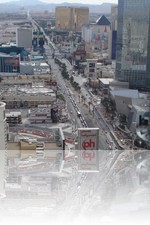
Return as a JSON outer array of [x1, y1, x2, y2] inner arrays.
[[0, 0, 118, 4]]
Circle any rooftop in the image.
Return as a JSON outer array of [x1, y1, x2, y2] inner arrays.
[[96, 15, 110, 26], [111, 89, 139, 98], [99, 78, 114, 85], [0, 83, 56, 97]]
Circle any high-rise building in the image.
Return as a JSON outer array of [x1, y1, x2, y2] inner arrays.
[[109, 5, 118, 60], [16, 28, 33, 49], [55, 7, 89, 31], [116, 0, 150, 90], [0, 102, 7, 198]]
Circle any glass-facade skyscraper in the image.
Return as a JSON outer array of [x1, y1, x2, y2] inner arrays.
[[116, 0, 150, 90]]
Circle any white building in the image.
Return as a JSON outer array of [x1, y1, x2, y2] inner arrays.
[[16, 28, 33, 49], [86, 59, 97, 79], [0, 102, 7, 198], [82, 15, 111, 52]]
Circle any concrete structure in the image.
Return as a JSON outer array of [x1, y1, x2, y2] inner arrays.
[[6, 111, 22, 126], [0, 83, 56, 108], [20, 62, 33, 75], [109, 80, 129, 90], [20, 61, 50, 75], [109, 89, 150, 131], [7, 141, 63, 159], [0, 102, 7, 198], [110, 89, 139, 116], [7, 126, 65, 176], [99, 78, 114, 94], [16, 28, 33, 49], [116, 0, 150, 90], [55, 7, 89, 31], [96, 63, 115, 79], [29, 105, 51, 124]]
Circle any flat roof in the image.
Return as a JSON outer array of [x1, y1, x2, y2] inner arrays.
[[0, 84, 56, 97], [111, 89, 139, 98], [99, 78, 114, 85]]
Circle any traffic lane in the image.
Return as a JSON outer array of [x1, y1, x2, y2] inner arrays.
[[94, 110, 115, 149], [48, 58, 83, 128], [47, 47, 112, 141], [74, 103, 108, 149], [67, 91, 108, 147], [65, 81, 110, 147], [66, 98, 82, 128]]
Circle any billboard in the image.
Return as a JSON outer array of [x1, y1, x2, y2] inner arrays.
[[78, 128, 99, 172]]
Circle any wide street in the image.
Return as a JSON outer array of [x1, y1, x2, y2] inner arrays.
[[27, 18, 150, 221], [45, 45, 116, 150], [43, 42, 150, 220]]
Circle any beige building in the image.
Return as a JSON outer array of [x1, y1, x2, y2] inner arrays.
[[55, 7, 89, 31], [0, 84, 56, 108], [7, 141, 62, 159]]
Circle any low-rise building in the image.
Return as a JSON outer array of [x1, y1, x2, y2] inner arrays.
[[7, 127, 65, 176], [20, 61, 50, 75], [29, 105, 51, 124], [99, 78, 114, 94], [6, 111, 22, 126], [0, 83, 56, 108]]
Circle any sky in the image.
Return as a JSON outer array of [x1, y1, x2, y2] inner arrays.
[[41, 0, 118, 4], [0, 0, 118, 4]]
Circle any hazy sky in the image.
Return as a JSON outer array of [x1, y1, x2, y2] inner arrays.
[[0, 0, 118, 4], [41, 0, 118, 4]]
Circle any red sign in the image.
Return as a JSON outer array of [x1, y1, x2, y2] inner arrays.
[[78, 128, 99, 172], [82, 138, 95, 150]]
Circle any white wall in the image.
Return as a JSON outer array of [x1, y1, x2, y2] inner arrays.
[[16, 28, 33, 49], [0, 102, 7, 197]]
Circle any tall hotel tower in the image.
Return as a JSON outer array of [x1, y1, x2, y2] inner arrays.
[[116, 0, 150, 90], [0, 102, 7, 198]]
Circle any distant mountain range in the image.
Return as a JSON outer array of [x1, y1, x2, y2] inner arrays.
[[0, 0, 117, 14]]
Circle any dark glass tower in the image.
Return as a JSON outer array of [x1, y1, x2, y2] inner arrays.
[[116, 0, 150, 90]]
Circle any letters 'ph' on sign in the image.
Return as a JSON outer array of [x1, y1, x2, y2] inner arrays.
[[78, 128, 99, 172]]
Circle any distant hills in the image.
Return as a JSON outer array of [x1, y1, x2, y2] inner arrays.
[[0, 1, 117, 14]]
